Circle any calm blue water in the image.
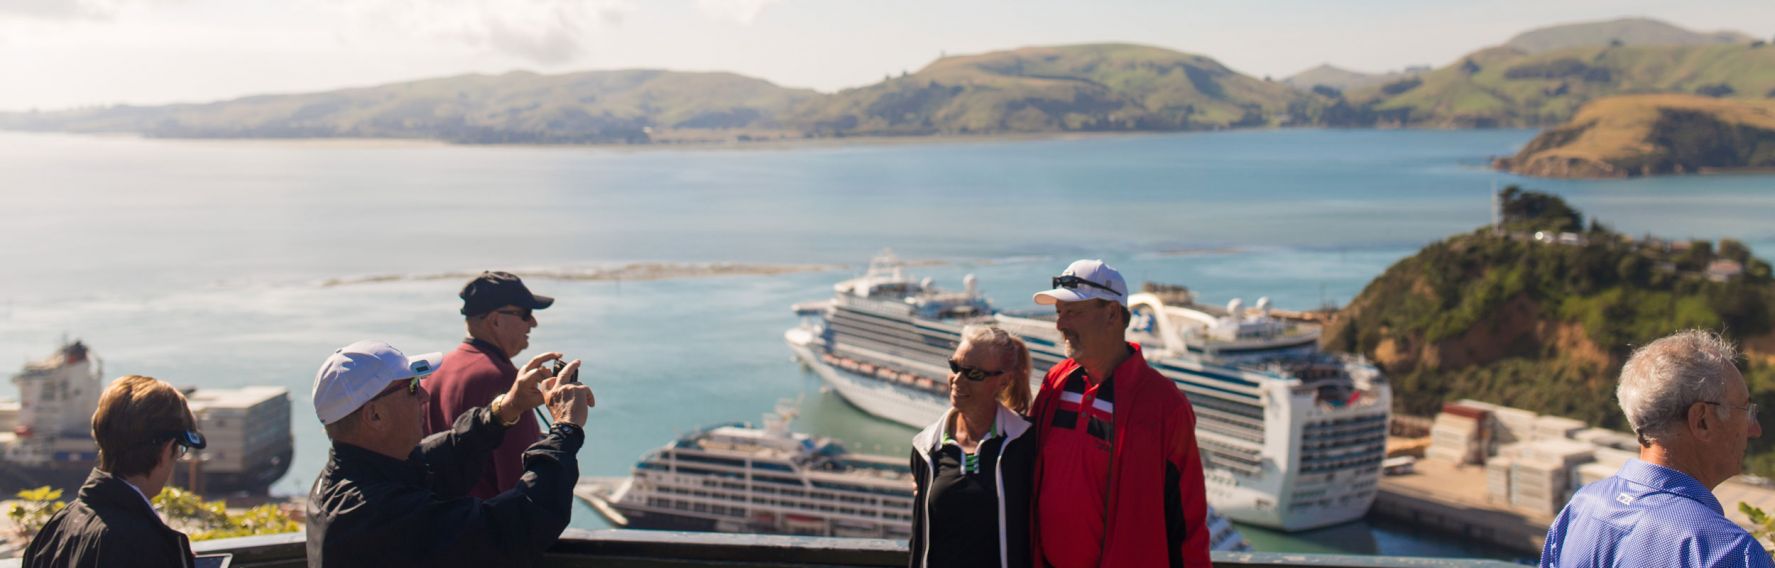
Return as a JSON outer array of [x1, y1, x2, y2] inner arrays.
[[4, 128, 1774, 560]]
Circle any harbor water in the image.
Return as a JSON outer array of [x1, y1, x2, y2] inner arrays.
[[5, 128, 1775, 560]]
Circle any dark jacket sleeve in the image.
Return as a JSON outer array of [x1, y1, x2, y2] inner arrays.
[[353, 424, 584, 568], [418, 406, 511, 497], [1164, 397, 1210, 568], [907, 449, 928, 568]]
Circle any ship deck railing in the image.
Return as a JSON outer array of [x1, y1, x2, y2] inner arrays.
[[0, 529, 1522, 567]]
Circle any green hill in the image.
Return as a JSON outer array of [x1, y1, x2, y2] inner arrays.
[[1495, 94, 1775, 178], [1323, 188, 1775, 475], [1504, 17, 1755, 54], [1282, 64, 1424, 95], [0, 70, 817, 143], [1341, 41, 1775, 127], [793, 43, 1322, 136]]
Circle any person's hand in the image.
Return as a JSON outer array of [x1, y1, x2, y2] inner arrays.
[[542, 367, 593, 427], [499, 352, 562, 424]]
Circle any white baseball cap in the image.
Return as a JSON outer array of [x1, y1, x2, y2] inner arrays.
[[312, 340, 443, 425], [1033, 259, 1129, 307]]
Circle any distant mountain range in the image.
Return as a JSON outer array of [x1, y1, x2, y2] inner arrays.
[[1281, 65, 1425, 95], [3, 17, 1771, 143]]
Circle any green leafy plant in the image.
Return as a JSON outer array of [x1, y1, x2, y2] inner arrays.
[[1738, 502, 1775, 557], [151, 487, 298, 541], [6, 486, 67, 537]]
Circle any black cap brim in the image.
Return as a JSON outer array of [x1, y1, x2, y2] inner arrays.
[[529, 294, 555, 310]]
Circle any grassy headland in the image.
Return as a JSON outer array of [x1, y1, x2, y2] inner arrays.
[[1323, 188, 1775, 475], [1494, 94, 1775, 178]]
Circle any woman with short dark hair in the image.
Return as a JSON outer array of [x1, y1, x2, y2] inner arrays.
[[24, 374, 207, 568]]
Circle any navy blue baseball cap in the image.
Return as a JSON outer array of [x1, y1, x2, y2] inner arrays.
[[459, 271, 554, 317]]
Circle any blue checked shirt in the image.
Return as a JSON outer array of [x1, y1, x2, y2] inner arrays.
[[1542, 458, 1775, 568]]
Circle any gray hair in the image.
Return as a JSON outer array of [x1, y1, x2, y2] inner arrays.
[[1616, 329, 1740, 446], [959, 324, 1033, 414]]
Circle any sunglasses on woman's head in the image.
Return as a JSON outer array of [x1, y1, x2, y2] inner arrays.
[[948, 359, 1006, 382]]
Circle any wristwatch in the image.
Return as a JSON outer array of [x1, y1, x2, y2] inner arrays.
[[489, 394, 522, 428]]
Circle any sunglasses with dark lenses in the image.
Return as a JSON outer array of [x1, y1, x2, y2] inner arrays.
[[161, 429, 207, 458], [492, 308, 535, 322], [948, 359, 1007, 382], [1052, 275, 1122, 297], [372, 375, 424, 400]]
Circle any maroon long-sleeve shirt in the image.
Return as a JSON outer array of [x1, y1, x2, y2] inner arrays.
[[424, 339, 541, 500]]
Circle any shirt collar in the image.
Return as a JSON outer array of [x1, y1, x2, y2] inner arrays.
[[1617, 458, 1723, 514], [330, 441, 429, 486]]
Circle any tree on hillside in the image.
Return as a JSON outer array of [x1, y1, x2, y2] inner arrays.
[[1498, 185, 1583, 233]]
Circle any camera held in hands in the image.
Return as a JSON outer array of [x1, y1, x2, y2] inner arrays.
[[551, 359, 580, 384]]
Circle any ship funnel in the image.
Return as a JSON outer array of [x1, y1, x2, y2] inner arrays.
[[963, 274, 978, 297], [1226, 298, 1244, 318]]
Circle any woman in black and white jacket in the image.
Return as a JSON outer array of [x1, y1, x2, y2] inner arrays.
[[909, 325, 1036, 568]]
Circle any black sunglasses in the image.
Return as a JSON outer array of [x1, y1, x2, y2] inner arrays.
[[948, 359, 1007, 382], [1052, 275, 1122, 297], [372, 375, 424, 401], [160, 429, 207, 458]]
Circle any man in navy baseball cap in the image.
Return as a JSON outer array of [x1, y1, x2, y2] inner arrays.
[[428, 271, 568, 499]]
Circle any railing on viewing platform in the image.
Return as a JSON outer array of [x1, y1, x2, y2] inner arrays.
[[2, 528, 1522, 567]]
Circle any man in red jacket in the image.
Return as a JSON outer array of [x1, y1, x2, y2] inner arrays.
[[1028, 259, 1210, 567], [425, 270, 560, 499]]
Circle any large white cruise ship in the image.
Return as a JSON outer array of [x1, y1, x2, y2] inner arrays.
[[785, 252, 1391, 531], [579, 404, 1250, 551]]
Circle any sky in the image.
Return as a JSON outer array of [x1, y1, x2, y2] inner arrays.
[[1, 0, 1771, 111]]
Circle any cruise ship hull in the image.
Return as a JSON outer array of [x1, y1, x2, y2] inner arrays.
[[788, 320, 1384, 532], [786, 328, 945, 428]]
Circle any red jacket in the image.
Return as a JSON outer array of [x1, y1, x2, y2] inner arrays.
[[424, 339, 541, 500], [1029, 343, 1210, 567]]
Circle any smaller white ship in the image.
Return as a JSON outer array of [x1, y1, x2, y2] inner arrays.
[[577, 403, 1250, 550]]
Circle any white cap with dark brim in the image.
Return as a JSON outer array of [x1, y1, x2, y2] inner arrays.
[[312, 340, 443, 425]]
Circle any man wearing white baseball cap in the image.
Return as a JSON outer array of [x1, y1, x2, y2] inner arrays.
[[305, 340, 592, 568], [1026, 260, 1211, 567]]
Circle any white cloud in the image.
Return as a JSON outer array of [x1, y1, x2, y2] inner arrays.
[[696, 0, 784, 25], [324, 0, 633, 65], [0, 0, 170, 21]]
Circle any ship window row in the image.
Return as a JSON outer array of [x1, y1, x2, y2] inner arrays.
[[832, 310, 965, 350], [828, 331, 954, 369], [1302, 421, 1388, 438], [1307, 414, 1387, 429], [1201, 452, 1263, 476], [1300, 433, 1386, 449], [657, 490, 911, 521], [1176, 381, 1261, 404], [1298, 455, 1383, 474], [1302, 425, 1387, 441], [1285, 490, 1374, 512], [829, 321, 956, 361], [1193, 408, 1265, 434], [1188, 396, 1264, 420], [1300, 442, 1385, 461], [1197, 422, 1266, 444]]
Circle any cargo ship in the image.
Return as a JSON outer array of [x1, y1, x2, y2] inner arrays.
[[0, 340, 293, 495]]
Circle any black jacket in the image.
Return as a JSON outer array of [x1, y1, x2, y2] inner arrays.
[[908, 406, 1035, 568], [305, 406, 583, 568], [22, 469, 195, 568]]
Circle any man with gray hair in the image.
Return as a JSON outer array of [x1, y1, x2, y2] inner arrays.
[[1541, 329, 1771, 568]]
